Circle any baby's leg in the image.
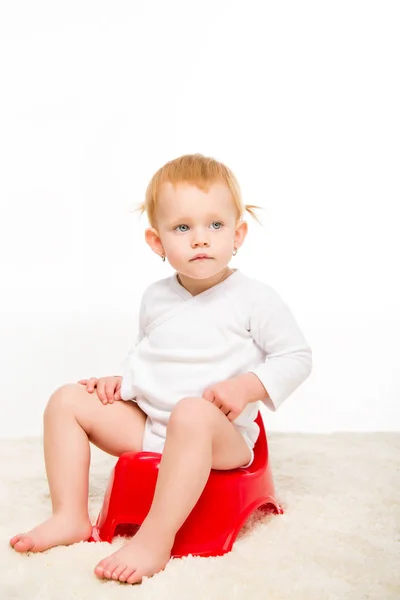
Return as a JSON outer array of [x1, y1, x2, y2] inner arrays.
[[95, 397, 251, 584], [10, 383, 146, 553]]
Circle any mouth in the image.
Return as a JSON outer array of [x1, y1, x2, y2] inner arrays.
[[190, 256, 212, 261]]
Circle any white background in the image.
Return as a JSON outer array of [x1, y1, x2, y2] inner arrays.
[[0, 1, 399, 438]]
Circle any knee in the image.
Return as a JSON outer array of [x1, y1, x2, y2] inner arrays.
[[168, 396, 218, 433], [45, 383, 81, 413]]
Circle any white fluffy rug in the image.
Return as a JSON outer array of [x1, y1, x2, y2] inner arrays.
[[1, 432, 399, 600]]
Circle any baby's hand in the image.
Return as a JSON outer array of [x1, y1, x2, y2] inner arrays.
[[77, 376, 123, 404], [202, 375, 251, 421]]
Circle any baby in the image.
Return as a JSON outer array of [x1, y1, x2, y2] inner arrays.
[[10, 153, 312, 584]]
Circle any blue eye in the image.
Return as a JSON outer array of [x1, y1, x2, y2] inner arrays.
[[174, 222, 223, 232]]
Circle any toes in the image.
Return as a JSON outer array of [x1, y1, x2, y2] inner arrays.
[[103, 567, 115, 579], [95, 556, 123, 580], [110, 564, 127, 580], [118, 566, 135, 582], [94, 559, 109, 578], [126, 570, 142, 585], [9, 534, 23, 546], [12, 535, 35, 552]]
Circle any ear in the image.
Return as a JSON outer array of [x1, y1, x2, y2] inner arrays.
[[234, 219, 248, 250], [145, 227, 165, 257]]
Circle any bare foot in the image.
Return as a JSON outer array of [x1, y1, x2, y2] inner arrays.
[[94, 524, 174, 585], [9, 514, 93, 553]]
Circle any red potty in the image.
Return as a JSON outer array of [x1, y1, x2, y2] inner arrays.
[[90, 411, 283, 557]]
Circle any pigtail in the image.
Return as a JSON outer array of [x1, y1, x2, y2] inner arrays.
[[244, 204, 264, 225]]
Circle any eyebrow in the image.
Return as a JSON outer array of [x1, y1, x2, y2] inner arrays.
[[167, 214, 226, 224]]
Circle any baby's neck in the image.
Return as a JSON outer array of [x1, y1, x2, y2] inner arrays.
[[176, 267, 234, 296]]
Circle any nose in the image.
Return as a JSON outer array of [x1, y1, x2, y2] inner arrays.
[[191, 227, 210, 248]]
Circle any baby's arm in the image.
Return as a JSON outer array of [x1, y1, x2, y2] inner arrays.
[[119, 292, 148, 401], [247, 285, 312, 411]]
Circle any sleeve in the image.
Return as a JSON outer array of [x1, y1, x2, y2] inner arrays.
[[247, 285, 313, 411], [119, 293, 147, 401], [135, 296, 147, 345]]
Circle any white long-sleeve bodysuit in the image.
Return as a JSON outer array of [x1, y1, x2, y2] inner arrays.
[[120, 269, 312, 458]]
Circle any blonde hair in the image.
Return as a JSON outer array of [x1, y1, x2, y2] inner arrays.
[[134, 153, 263, 228]]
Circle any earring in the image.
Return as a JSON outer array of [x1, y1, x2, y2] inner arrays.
[[161, 254, 166, 262], [233, 247, 238, 256]]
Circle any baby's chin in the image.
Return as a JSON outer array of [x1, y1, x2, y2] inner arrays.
[[182, 263, 232, 280]]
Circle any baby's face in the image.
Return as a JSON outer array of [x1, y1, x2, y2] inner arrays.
[[154, 181, 241, 279]]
